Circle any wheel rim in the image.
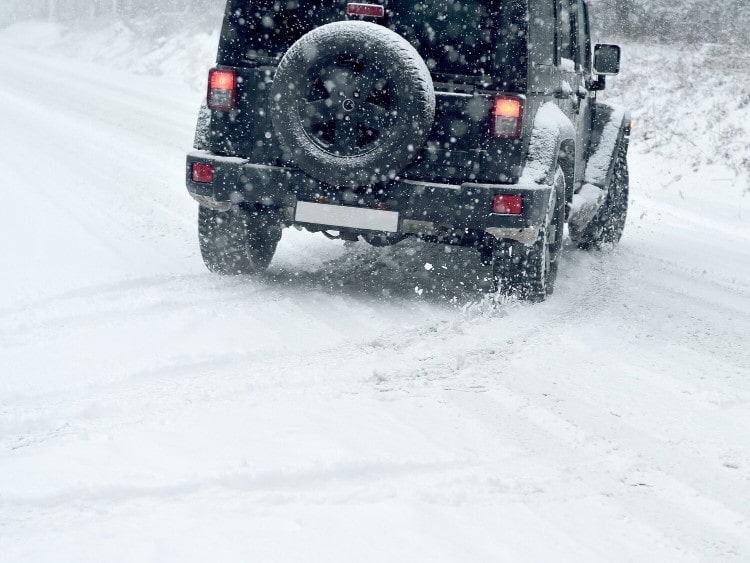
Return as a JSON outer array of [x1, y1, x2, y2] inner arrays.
[[300, 57, 395, 156]]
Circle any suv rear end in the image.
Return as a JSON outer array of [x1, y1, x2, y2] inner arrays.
[[186, 0, 630, 300]]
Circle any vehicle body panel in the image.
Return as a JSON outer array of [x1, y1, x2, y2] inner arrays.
[[188, 0, 628, 246]]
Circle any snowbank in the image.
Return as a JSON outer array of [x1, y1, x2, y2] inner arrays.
[[603, 42, 750, 194]]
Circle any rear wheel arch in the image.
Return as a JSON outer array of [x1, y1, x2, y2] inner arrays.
[[522, 102, 576, 186]]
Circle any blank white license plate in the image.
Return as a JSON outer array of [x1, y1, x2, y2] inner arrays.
[[295, 201, 399, 232]]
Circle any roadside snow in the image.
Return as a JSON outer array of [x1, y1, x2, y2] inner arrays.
[[604, 42, 750, 193], [0, 19, 220, 90]]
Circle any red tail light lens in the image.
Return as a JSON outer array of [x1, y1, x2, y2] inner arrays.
[[192, 163, 214, 183], [492, 96, 524, 138], [492, 194, 523, 215], [347, 3, 385, 17], [207, 69, 237, 111]]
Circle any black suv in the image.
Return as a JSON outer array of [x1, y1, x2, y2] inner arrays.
[[186, 0, 631, 301]]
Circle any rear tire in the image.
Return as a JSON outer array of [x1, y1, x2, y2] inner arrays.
[[198, 205, 282, 275], [570, 144, 629, 249], [493, 166, 566, 302]]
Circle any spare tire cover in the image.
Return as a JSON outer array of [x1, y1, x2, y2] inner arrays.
[[270, 21, 436, 188]]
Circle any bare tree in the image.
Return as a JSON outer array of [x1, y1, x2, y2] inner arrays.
[[47, 0, 58, 22], [612, 0, 631, 36]]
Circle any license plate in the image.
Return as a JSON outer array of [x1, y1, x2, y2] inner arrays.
[[295, 201, 399, 232]]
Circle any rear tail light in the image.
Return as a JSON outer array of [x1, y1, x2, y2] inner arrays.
[[492, 194, 523, 215], [192, 163, 214, 183], [492, 95, 524, 138], [347, 3, 385, 17], [207, 68, 237, 111]]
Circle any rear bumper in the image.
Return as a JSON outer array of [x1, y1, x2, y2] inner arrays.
[[186, 151, 551, 238]]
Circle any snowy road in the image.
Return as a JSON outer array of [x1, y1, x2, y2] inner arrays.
[[1, 47, 750, 561]]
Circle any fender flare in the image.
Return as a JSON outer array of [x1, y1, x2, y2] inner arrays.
[[566, 102, 631, 228], [584, 102, 632, 190], [518, 102, 576, 224], [519, 102, 576, 188]]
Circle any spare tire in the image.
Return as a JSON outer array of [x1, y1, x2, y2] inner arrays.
[[270, 21, 435, 188]]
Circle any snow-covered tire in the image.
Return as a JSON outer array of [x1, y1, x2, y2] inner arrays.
[[198, 205, 282, 275], [270, 21, 435, 188], [494, 167, 566, 302], [570, 144, 629, 249]]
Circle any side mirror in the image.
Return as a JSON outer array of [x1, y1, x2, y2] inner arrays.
[[594, 44, 621, 75]]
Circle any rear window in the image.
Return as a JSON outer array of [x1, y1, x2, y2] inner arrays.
[[219, 0, 528, 81]]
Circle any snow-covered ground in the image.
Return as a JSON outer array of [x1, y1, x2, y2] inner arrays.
[[1, 22, 749, 562]]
